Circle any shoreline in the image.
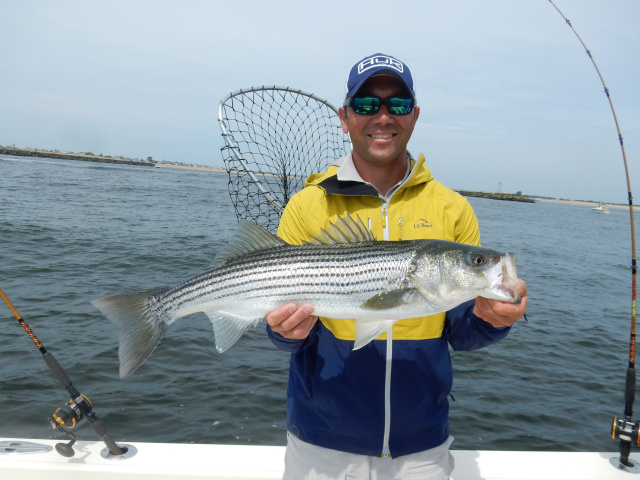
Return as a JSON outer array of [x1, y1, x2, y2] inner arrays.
[[155, 166, 635, 210], [0, 146, 154, 167], [0, 146, 229, 173], [2, 148, 632, 209]]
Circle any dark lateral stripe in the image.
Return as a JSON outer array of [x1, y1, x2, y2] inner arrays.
[[156, 243, 417, 309]]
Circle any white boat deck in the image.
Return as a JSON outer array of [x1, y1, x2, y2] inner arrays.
[[1, 437, 639, 479]]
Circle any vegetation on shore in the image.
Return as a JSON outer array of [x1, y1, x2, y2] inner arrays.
[[0, 146, 155, 167], [455, 190, 536, 203], [0, 146, 211, 170]]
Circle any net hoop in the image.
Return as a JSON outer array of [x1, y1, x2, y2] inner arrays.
[[218, 85, 349, 232]]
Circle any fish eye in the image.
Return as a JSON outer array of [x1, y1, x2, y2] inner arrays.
[[467, 253, 486, 267]]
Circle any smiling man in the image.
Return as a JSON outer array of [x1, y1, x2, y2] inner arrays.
[[266, 53, 528, 480], [339, 68, 420, 196]]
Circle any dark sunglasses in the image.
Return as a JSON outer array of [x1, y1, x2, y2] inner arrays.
[[345, 96, 415, 116]]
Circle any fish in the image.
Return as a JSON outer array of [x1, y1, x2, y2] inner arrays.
[[92, 215, 521, 378]]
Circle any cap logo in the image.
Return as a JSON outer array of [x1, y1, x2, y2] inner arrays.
[[358, 55, 404, 75]]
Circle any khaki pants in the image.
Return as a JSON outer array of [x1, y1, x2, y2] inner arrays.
[[283, 434, 455, 480]]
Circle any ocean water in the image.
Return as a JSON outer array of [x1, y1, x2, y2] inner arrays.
[[0, 154, 635, 452]]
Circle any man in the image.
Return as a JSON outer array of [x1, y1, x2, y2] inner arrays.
[[266, 53, 528, 479]]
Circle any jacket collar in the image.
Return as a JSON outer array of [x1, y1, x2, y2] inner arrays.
[[306, 152, 433, 198], [335, 152, 411, 184]]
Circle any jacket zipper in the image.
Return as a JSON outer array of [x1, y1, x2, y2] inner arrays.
[[379, 160, 416, 458], [381, 201, 389, 241], [381, 198, 392, 458], [381, 325, 393, 458]]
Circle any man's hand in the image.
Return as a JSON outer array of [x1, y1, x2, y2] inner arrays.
[[265, 303, 318, 339], [474, 279, 528, 328]]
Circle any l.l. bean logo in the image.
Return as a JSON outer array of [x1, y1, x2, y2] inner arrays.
[[413, 218, 432, 229]]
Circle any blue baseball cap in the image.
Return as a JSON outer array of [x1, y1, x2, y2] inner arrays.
[[345, 53, 415, 100]]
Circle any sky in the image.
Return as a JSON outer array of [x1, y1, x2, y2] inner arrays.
[[1, 0, 639, 203]]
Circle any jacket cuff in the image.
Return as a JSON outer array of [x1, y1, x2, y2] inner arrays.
[[266, 323, 318, 353], [446, 300, 511, 351]]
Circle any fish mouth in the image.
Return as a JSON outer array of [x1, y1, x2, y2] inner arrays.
[[496, 283, 522, 303], [484, 253, 521, 303]]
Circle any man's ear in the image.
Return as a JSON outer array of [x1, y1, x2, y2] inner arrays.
[[412, 105, 420, 123], [338, 106, 349, 134]]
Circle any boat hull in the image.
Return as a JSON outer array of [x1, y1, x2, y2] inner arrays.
[[1, 437, 638, 479]]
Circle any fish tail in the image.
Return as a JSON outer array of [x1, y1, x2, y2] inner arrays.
[[91, 288, 169, 378]]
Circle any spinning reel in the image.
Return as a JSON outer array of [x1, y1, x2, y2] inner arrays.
[[48, 394, 93, 457]]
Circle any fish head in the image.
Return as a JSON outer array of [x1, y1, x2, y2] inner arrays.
[[409, 241, 521, 306]]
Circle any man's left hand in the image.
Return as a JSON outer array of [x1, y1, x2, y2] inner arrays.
[[474, 279, 528, 328]]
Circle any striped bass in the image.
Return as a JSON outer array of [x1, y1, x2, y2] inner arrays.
[[92, 216, 521, 378]]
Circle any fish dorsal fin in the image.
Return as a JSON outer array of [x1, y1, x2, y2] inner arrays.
[[307, 215, 376, 245], [214, 221, 286, 264]]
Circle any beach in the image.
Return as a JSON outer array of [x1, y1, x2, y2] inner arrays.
[[533, 197, 635, 210], [154, 163, 226, 173]]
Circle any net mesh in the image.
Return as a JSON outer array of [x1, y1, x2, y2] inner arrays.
[[219, 86, 349, 232]]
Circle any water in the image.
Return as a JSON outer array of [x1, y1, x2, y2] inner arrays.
[[0, 154, 634, 452]]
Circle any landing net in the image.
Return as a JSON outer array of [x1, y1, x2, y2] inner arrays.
[[218, 86, 349, 232]]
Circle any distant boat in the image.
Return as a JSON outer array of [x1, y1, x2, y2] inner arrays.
[[592, 204, 610, 214]]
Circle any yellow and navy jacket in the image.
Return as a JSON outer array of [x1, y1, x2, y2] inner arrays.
[[267, 153, 510, 458]]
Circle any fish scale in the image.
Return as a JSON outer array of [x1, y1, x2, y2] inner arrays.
[[173, 242, 413, 305], [92, 217, 520, 377]]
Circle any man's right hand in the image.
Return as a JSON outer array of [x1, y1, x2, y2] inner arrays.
[[265, 303, 318, 340]]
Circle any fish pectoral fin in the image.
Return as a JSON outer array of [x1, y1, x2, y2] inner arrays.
[[205, 311, 261, 353], [360, 288, 416, 310], [353, 319, 397, 350]]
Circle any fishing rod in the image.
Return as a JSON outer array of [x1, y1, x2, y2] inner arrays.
[[547, 0, 639, 471], [0, 286, 126, 458]]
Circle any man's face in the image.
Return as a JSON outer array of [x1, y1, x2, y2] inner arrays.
[[339, 75, 420, 170]]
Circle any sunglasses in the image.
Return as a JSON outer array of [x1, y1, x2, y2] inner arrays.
[[345, 96, 414, 116]]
